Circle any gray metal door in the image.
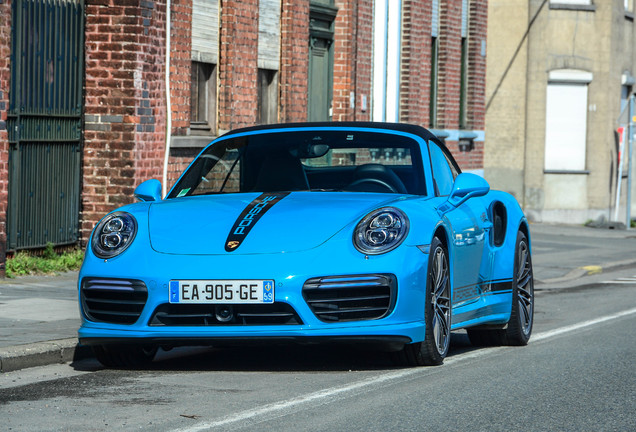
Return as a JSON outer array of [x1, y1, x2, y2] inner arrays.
[[308, 36, 333, 122], [7, 0, 84, 250], [308, 3, 335, 122]]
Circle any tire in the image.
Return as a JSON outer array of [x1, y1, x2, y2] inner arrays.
[[93, 344, 157, 369], [467, 230, 534, 346], [394, 236, 451, 366]]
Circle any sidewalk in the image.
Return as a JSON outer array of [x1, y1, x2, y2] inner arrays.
[[1, 222, 635, 372], [0, 271, 88, 372], [530, 222, 636, 287]]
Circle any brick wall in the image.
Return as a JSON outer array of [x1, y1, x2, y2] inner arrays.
[[170, 0, 192, 136], [437, 0, 462, 130], [280, 0, 309, 123], [0, 0, 490, 260], [167, 148, 197, 187], [82, 0, 169, 243], [0, 0, 10, 273], [133, 0, 167, 183], [353, 0, 373, 121], [467, 0, 487, 131], [400, 0, 432, 125], [453, 0, 487, 170], [330, 0, 372, 122], [165, 0, 195, 189], [218, 0, 259, 131], [427, 0, 487, 171], [332, 0, 355, 121], [157, 0, 191, 191]]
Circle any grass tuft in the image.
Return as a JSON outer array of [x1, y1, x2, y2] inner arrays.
[[5, 243, 84, 278]]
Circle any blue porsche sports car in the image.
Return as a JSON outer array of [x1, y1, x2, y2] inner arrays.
[[78, 122, 534, 367]]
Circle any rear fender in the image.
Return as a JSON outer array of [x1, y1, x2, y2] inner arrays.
[[485, 191, 529, 282]]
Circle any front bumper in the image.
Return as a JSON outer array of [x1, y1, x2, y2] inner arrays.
[[78, 241, 429, 347]]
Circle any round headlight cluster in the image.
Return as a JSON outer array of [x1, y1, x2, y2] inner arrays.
[[353, 207, 409, 255], [91, 212, 137, 259]]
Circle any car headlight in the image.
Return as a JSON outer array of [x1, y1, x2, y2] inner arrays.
[[91, 212, 137, 259], [353, 207, 409, 255]]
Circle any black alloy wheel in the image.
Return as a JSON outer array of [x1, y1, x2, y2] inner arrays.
[[467, 230, 534, 346], [394, 236, 451, 366]]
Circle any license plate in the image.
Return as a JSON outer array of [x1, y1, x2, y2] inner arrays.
[[169, 280, 274, 304]]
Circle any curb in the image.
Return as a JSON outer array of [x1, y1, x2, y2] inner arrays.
[[0, 338, 92, 373], [536, 257, 636, 288]]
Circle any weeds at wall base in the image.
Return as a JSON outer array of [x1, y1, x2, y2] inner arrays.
[[5, 243, 84, 278]]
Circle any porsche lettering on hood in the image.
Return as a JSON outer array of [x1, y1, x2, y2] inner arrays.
[[147, 192, 403, 255], [225, 192, 289, 252]]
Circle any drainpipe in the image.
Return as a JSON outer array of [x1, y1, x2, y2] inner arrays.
[[162, 0, 172, 198], [627, 95, 634, 229]]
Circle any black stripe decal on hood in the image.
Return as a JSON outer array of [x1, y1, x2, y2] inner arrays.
[[225, 192, 290, 252]]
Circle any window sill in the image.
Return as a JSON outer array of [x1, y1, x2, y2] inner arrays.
[[625, 11, 634, 21], [544, 170, 590, 175], [549, 3, 596, 12], [170, 135, 216, 149], [430, 129, 450, 140]]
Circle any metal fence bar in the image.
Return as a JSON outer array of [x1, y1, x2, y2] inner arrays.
[[12, 142, 81, 248], [7, 0, 84, 250]]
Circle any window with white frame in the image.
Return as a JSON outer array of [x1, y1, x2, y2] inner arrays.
[[372, 0, 402, 122], [550, 0, 592, 5], [544, 69, 593, 172]]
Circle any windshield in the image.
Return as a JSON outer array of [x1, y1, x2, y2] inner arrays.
[[167, 129, 426, 198]]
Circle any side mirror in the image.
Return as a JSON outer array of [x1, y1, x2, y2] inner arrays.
[[134, 179, 162, 202], [448, 173, 490, 207]]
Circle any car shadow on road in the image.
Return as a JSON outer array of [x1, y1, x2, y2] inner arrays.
[[72, 331, 480, 373]]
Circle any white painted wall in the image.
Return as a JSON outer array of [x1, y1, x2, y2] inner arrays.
[[372, 0, 401, 122]]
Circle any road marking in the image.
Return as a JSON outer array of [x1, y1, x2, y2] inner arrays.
[[601, 281, 636, 284], [581, 265, 603, 275], [600, 275, 636, 284], [172, 307, 636, 432], [530, 306, 636, 343]]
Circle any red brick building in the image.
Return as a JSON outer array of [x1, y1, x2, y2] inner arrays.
[[0, 0, 487, 273]]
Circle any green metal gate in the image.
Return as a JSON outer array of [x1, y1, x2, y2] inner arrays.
[[7, 0, 84, 250]]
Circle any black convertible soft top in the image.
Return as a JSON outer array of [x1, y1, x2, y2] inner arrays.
[[219, 121, 445, 147]]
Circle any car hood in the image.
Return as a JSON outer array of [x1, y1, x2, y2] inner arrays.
[[148, 192, 407, 255]]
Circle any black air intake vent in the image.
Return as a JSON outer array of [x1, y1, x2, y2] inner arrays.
[[81, 278, 148, 325], [148, 303, 302, 326], [302, 274, 396, 322]]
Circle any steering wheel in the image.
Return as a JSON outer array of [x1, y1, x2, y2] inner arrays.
[[345, 164, 408, 194], [346, 178, 398, 193]]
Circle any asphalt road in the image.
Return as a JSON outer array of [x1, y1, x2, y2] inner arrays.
[[2, 277, 636, 432]]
